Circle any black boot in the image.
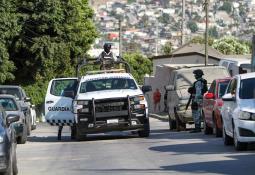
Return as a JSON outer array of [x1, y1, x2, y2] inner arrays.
[[58, 126, 63, 140]]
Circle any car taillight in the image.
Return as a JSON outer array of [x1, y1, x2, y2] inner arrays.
[[217, 100, 223, 107]]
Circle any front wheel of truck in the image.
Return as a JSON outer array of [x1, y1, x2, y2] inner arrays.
[[75, 126, 86, 141], [138, 119, 150, 137]]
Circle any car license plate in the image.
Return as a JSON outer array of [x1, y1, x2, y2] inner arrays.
[[107, 119, 118, 124]]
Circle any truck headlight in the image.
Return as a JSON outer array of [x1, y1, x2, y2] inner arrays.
[[131, 95, 145, 104], [77, 100, 89, 105], [239, 111, 251, 120], [134, 104, 145, 109], [78, 108, 89, 113]]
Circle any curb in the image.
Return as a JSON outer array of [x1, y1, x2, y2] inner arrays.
[[149, 113, 169, 122]]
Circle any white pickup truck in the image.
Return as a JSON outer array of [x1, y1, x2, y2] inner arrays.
[[45, 69, 151, 140]]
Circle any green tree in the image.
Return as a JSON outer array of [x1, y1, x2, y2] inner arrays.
[[187, 21, 198, 33], [209, 26, 219, 38], [161, 41, 173, 55], [159, 13, 170, 24], [0, 0, 20, 83], [212, 36, 251, 55], [218, 2, 232, 14], [123, 52, 152, 84], [10, 0, 97, 106], [190, 36, 214, 46]]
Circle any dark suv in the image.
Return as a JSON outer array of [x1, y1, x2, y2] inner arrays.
[[0, 85, 35, 135], [0, 107, 19, 175]]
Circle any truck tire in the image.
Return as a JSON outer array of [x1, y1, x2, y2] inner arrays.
[[71, 126, 76, 140], [174, 109, 186, 131], [27, 118, 31, 136], [234, 126, 247, 151], [168, 113, 176, 130], [203, 112, 213, 135], [138, 119, 150, 137], [214, 116, 222, 137], [31, 124, 36, 130], [17, 125, 27, 144], [75, 126, 86, 141], [223, 125, 233, 146]]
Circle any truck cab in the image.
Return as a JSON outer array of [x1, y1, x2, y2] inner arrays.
[[44, 61, 151, 140]]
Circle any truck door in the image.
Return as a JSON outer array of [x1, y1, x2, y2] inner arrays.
[[45, 78, 78, 126]]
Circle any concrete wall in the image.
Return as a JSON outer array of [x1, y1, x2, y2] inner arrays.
[[144, 66, 172, 113], [152, 55, 219, 73]]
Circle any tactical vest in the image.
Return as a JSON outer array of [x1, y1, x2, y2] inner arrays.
[[192, 78, 208, 96], [101, 51, 114, 60]]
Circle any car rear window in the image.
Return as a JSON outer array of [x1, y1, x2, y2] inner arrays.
[[239, 78, 255, 99], [0, 88, 21, 100], [0, 98, 18, 111]]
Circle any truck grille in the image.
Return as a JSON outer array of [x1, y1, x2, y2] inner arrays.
[[95, 98, 128, 113]]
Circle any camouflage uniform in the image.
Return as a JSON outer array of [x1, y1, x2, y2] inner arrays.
[[190, 69, 207, 133], [192, 78, 205, 131]]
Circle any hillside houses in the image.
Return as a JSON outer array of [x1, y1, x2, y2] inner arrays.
[[90, 0, 255, 57]]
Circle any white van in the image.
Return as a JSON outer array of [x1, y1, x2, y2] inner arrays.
[[219, 58, 251, 76]]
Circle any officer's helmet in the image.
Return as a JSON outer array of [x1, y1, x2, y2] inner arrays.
[[193, 69, 204, 79], [104, 43, 111, 53]]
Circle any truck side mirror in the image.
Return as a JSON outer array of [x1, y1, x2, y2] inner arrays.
[[25, 97, 31, 102]]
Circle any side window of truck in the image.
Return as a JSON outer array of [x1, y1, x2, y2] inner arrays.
[[50, 79, 78, 96]]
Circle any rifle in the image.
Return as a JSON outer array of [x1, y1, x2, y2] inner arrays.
[[185, 94, 192, 111], [185, 86, 194, 111]]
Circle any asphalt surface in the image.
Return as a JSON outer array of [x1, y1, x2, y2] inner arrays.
[[17, 118, 255, 175]]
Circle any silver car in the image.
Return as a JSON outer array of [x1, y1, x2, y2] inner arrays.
[[0, 95, 27, 144]]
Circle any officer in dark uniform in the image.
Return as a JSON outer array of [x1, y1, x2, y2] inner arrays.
[[188, 69, 208, 133]]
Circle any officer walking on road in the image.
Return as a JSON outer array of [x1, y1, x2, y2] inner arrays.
[[188, 69, 208, 133]]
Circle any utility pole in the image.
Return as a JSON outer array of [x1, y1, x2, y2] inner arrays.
[[181, 0, 185, 45], [251, 35, 255, 72], [204, 0, 209, 66], [119, 19, 122, 57], [156, 21, 159, 56]]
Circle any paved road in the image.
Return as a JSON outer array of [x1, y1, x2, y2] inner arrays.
[[17, 118, 255, 175]]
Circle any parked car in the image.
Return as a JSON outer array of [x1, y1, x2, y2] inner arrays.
[[165, 65, 229, 130], [219, 58, 251, 76], [0, 107, 19, 175], [0, 95, 27, 144], [0, 85, 37, 135], [221, 72, 255, 150], [202, 77, 231, 137]]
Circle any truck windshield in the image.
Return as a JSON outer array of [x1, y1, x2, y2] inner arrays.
[[80, 78, 137, 93], [0, 88, 21, 100], [239, 78, 255, 99]]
